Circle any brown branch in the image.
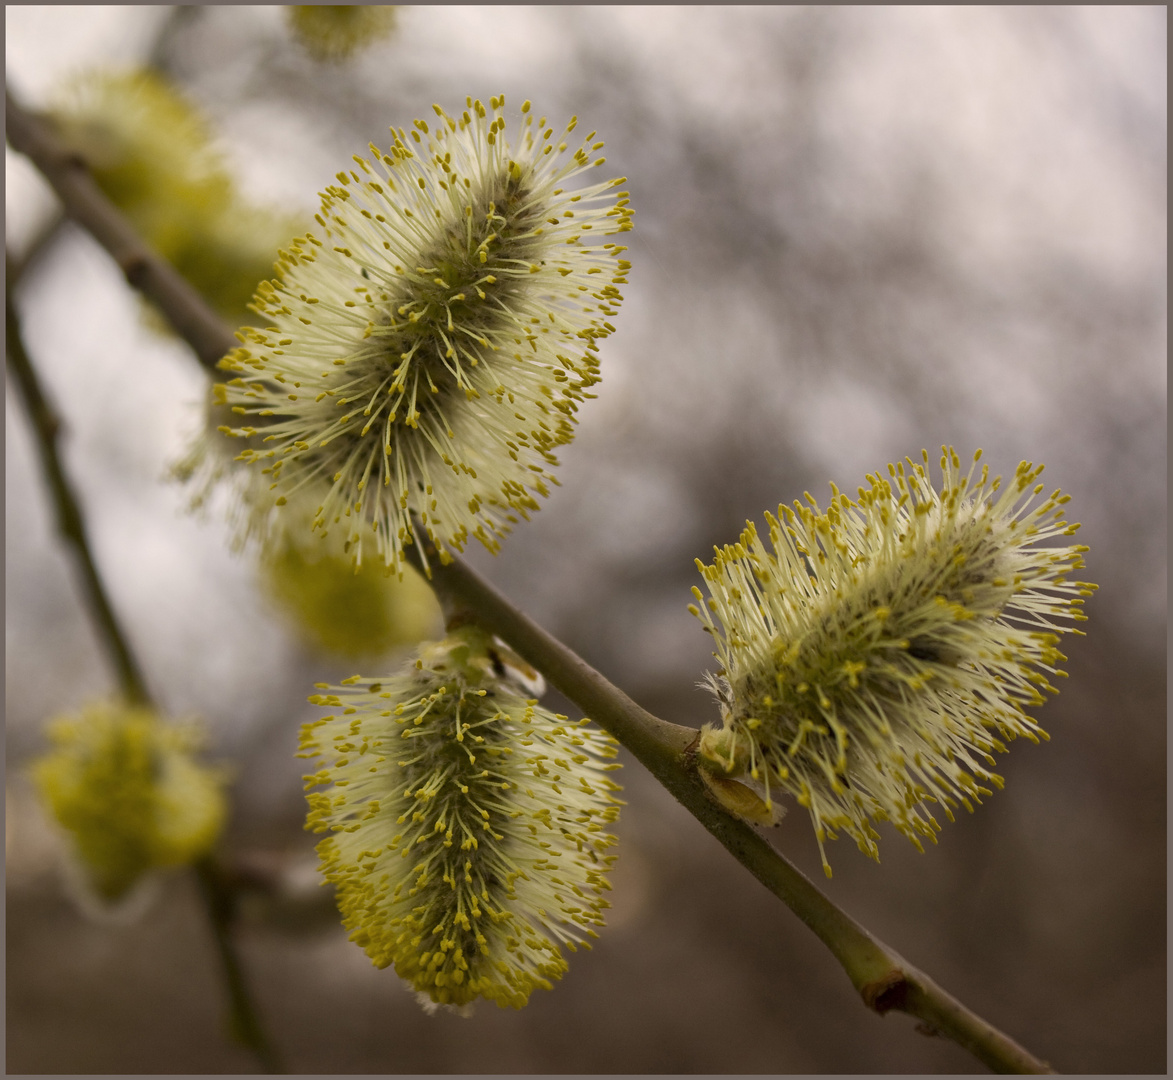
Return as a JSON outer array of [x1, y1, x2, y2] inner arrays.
[[5, 278, 151, 705], [193, 856, 285, 1073]]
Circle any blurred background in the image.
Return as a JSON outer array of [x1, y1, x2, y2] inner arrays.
[[6, 5, 1165, 1073]]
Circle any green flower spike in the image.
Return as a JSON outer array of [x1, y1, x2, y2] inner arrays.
[[299, 627, 622, 1011], [31, 701, 227, 904], [690, 448, 1096, 876], [215, 95, 633, 574]]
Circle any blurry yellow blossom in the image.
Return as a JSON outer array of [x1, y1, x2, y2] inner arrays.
[[262, 537, 442, 659], [287, 6, 398, 61], [51, 68, 303, 326], [31, 701, 227, 903]]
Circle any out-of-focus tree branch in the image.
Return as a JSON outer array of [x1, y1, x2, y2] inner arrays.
[[5, 271, 151, 705]]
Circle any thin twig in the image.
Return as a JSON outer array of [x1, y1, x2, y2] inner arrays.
[[193, 856, 285, 1074], [7, 73, 1055, 1073], [145, 5, 205, 74], [5, 268, 284, 1075], [5, 282, 151, 705]]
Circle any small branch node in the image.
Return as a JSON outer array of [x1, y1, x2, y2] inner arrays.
[[444, 608, 479, 633], [861, 969, 910, 1014], [119, 252, 151, 288], [61, 149, 89, 172]]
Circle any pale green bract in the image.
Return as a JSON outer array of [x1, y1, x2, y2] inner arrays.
[[691, 448, 1096, 876], [299, 628, 622, 1011]]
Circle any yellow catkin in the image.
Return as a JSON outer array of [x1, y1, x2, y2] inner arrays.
[[693, 448, 1096, 876], [300, 627, 622, 1011], [209, 96, 633, 574], [51, 69, 303, 327], [260, 538, 442, 658]]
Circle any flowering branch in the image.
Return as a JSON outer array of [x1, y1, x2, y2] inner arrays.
[[7, 78, 1056, 1073], [5, 264, 283, 1074], [413, 544, 1056, 1074]]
